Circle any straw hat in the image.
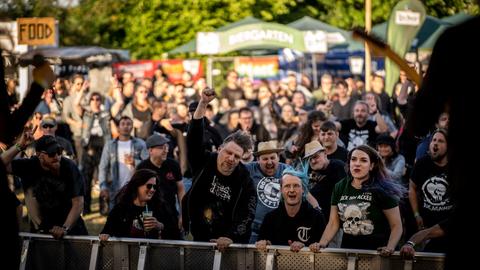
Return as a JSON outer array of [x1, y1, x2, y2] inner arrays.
[[254, 140, 284, 156], [304, 140, 325, 159]]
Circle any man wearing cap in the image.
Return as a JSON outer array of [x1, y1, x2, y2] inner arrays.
[[99, 116, 146, 214], [304, 140, 346, 221], [244, 140, 290, 243], [39, 116, 75, 160], [137, 133, 185, 229], [183, 88, 256, 251], [2, 135, 88, 239]]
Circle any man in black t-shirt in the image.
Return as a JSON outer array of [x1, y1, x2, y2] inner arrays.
[[304, 140, 346, 220], [256, 171, 325, 252], [338, 101, 388, 151], [409, 129, 451, 252], [184, 89, 256, 252], [137, 133, 185, 228], [3, 135, 87, 239]]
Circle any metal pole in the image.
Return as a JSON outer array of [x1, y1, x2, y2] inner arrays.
[[207, 57, 213, 88], [312, 54, 318, 89], [365, 0, 372, 91]]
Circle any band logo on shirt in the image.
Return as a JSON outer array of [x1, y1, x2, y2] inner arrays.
[[257, 176, 281, 208], [297, 226, 311, 242]]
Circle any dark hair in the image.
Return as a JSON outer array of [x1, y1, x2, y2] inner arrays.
[[115, 169, 162, 206], [432, 128, 448, 141], [117, 116, 133, 126], [347, 145, 405, 201], [89, 92, 103, 103], [239, 107, 253, 116], [222, 130, 253, 154], [376, 133, 398, 161], [320, 120, 337, 132], [294, 110, 327, 158]]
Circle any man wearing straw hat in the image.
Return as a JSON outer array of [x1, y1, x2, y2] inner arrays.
[[245, 140, 291, 243]]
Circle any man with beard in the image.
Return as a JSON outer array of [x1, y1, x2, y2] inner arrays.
[[244, 140, 290, 243], [338, 101, 388, 151], [409, 129, 451, 252], [2, 135, 88, 239], [183, 88, 256, 252], [255, 171, 325, 252]]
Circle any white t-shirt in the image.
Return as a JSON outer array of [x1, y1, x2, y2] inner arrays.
[[117, 140, 133, 188]]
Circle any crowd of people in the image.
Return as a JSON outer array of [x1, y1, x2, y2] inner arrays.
[[1, 60, 453, 263]]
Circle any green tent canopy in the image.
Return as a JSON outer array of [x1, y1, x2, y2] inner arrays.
[[169, 17, 263, 54]]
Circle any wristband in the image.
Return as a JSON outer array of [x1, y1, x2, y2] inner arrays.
[[406, 241, 416, 247], [414, 212, 420, 218], [62, 225, 70, 233], [14, 143, 25, 152]]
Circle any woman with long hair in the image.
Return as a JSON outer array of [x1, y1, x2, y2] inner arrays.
[[99, 169, 180, 240], [287, 110, 327, 162], [310, 145, 405, 256]]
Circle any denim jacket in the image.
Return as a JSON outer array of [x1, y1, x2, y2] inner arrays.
[[98, 137, 146, 198]]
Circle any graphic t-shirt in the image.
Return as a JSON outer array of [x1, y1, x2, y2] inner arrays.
[[331, 177, 398, 250], [340, 119, 377, 151], [411, 156, 452, 227], [117, 140, 133, 188], [245, 162, 290, 241]]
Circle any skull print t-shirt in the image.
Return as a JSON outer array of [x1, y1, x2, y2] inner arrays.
[[331, 177, 398, 250]]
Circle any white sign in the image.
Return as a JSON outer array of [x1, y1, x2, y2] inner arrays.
[[395, 10, 421, 26], [196, 32, 220, 55], [303, 31, 327, 53]]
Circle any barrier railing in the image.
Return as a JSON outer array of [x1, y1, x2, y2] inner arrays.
[[19, 233, 444, 270]]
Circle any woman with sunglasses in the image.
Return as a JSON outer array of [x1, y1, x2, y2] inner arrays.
[[99, 169, 180, 240]]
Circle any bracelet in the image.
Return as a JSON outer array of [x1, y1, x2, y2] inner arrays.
[[406, 241, 416, 247], [14, 143, 25, 152], [413, 212, 420, 218], [62, 225, 70, 233], [314, 206, 322, 212]]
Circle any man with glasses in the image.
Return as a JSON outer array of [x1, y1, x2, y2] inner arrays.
[[2, 135, 88, 239], [38, 116, 75, 160], [137, 133, 185, 231]]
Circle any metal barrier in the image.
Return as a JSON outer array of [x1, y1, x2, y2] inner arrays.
[[19, 233, 444, 270]]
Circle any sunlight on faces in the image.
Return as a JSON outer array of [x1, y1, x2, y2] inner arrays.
[[319, 130, 337, 148], [149, 144, 169, 163], [217, 142, 244, 176], [118, 118, 133, 136], [137, 177, 157, 203], [309, 151, 328, 170], [281, 174, 303, 206], [349, 149, 374, 181], [353, 103, 369, 126], [258, 153, 279, 176]]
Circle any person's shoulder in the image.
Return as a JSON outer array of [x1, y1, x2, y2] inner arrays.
[[329, 159, 346, 168]]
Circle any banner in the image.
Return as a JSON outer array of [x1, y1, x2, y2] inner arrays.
[[385, 0, 425, 96], [234, 56, 279, 79], [113, 59, 203, 84], [197, 22, 327, 54]]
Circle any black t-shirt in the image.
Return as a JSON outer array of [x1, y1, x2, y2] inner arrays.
[[411, 156, 452, 228], [308, 159, 347, 219], [101, 202, 180, 240], [221, 86, 244, 107], [258, 201, 325, 246], [340, 119, 378, 151], [137, 159, 182, 215], [132, 106, 152, 139], [11, 157, 86, 233], [327, 147, 349, 163]]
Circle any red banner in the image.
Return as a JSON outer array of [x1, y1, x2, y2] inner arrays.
[[113, 59, 203, 84]]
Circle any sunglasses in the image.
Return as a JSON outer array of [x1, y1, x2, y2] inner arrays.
[[41, 149, 63, 158], [42, 124, 55, 129], [146, 183, 157, 190]]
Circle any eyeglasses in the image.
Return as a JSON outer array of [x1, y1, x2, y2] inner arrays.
[[146, 183, 157, 190], [41, 149, 62, 158], [42, 124, 55, 129]]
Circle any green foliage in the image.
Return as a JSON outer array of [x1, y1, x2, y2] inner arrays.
[[1, 0, 478, 58]]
